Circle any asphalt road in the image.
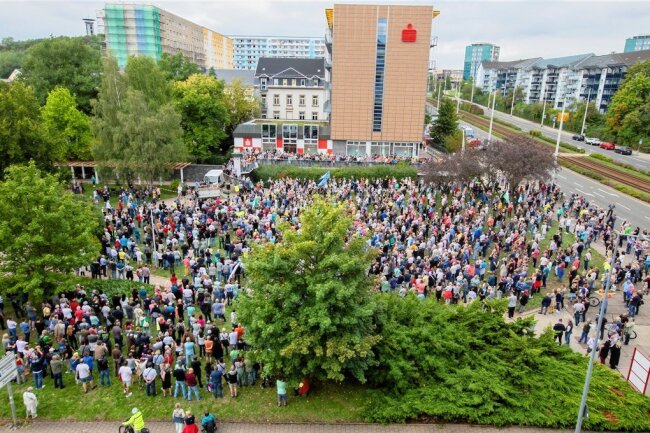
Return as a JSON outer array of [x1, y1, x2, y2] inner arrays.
[[445, 108, 650, 231], [451, 96, 650, 172]]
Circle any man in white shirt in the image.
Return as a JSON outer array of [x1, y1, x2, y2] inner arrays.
[[7, 317, 17, 339], [75, 359, 94, 393], [143, 364, 157, 397], [118, 361, 133, 397]]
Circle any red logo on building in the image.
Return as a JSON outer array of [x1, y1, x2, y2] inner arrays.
[[402, 23, 416, 42], [243, 137, 252, 147]]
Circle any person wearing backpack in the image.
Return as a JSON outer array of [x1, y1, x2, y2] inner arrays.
[[98, 355, 111, 386], [200, 412, 217, 433]]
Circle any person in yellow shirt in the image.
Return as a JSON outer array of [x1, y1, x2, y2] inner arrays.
[[123, 407, 145, 433]]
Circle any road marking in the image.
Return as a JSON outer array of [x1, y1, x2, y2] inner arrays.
[[592, 191, 605, 198], [557, 174, 567, 180], [616, 202, 631, 211], [576, 188, 594, 197], [646, 216, 650, 221], [574, 182, 584, 188], [597, 188, 619, 197]]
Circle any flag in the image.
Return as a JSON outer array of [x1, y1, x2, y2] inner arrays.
[[502, 191, 510, 204], [318, 171, 331, 187]]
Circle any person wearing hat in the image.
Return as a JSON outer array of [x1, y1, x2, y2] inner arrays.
[[22, 387, 38, 418], [123, 407, 145, 433]]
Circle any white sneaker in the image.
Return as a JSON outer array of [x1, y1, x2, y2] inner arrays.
[[127, 392, 132, 397]]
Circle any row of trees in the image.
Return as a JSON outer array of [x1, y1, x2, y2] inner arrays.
[[0, 36, 260, 180], [457, 60, 650, 151]]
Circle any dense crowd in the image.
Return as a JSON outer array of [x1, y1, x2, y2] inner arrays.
[[1, 174, 649, 430]]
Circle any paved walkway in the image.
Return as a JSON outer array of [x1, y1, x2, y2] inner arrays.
[[10, 421, 611, 433], [523, 240, 649, 394]]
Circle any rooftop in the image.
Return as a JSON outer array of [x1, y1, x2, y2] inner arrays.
[[213, 69, 255, 86], [481, 58, 541, 70], [256, 57, 325, 79]]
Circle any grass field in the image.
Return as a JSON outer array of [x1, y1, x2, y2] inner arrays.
[[0, 374, 370, 422]]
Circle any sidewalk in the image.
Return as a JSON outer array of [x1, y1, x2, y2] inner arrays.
[[523, 241, 649, 395], [12, 421, 616, 433]]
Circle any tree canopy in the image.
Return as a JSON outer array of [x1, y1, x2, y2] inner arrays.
[[0, 163, 101, 301], [430, 97, 458, 148], [0, 81, 63, 175], [173, 74, 229, 162], [606, 60, 650, 150], [159, 52, 202, 82], [42, 86, 92, 160], [20, 36, 102, 113], [223, 78, 261, 149], [237, 198, 381, 383], [92, 56, 186, 183]]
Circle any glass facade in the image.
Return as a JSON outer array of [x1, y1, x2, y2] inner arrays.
[[104, 4, 161, 68], [372, 18, 388, 132]]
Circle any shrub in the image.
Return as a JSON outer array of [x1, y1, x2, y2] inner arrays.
[[364, 294, 650, 430], [460, 102, 484, 115], [251, 163, 418, 182], [529, 130, 542, 137]]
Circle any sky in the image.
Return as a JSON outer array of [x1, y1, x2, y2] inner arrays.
[[1, 0, 650, 69]]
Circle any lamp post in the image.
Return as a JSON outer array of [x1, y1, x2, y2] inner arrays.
[[510, 87, 517, 116], [487, 90, 497, 144], [437, 82, 442, 108], [555, 96, 567, 158], [456, 87, 461, 114], [470, 78, 475, 105], [461, 127, 466, 153], [573, 235, 617, 432], [580, 87, 592, 137], [540, 97, 547, 127]]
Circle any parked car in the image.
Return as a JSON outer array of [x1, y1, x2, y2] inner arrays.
[[467, 138, 482, 148], [585, 137, 601, 145], [614, 146, 632, 155], [599, 142, 616, 150], [572, 134, 585, 141]]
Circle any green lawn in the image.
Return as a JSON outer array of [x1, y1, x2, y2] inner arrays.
[[0, 375, 369, 422]]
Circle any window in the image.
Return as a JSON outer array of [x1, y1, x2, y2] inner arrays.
[[346, 140, 366, 156], [273, 78, 279, 85], [373, 18, 388, 132], [300, 79, 306, 86], [260, 78, 267, 90], [312, 112, 318, 120], [282, 124, 298, 152], [282, 79, 287, 86], [273, 111, 280, 119], [313, 78, 319, 86], [261, 124, 277, 150], [299, 111, 305, 120], [299, 95, 305, 106], [286, 95, 292, 106], [312, 95, 319, 107], [261, 95, 267, 106], [273, 94, 279, 106], [291, 79, 297, 86], [303, 125, 319, 154]]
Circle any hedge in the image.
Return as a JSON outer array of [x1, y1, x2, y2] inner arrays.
[[251, 163, 418, 182]]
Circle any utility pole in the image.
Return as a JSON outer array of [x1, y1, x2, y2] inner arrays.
[[456, 87, 461, 114], [540, 97, 547, 127], [580, 87, 592, 137], [487, 90, 497, 144], [574, 236, 618, 433], [510, 87, 517, 116], [470, 78, 475, 105], [436, 83, 442, 108]]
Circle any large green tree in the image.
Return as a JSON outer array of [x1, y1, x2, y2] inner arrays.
[[430, 97, 458, 148], [20, 36, 101, 113], [0, 162, 101, 301], [606, 60, 650, 150], [223, 78, 261, 148], [237, 198, 381, 383], [159, 52, 202, 82], [0, 81, 63, 175], [42, 86, 92, 160], [173, 74, 229, 162], [92, 56, 186, 183]]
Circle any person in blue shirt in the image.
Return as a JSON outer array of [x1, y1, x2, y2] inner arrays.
[[200, 412, 217, 433], [19, 320, 30, 342]]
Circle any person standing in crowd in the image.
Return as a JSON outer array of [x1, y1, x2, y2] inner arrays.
[[564, 319, 574, 345], [172, 403, 186, 433], [22, 387, 38, 419]]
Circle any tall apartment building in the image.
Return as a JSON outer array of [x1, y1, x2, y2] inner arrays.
[[463, 43, 499, 80], [97, 3, 233, 69], [624, 35, 650, 53], [476, 50, 650, 112], [230, 36, 325, 70], [328, 4, 436, 157]]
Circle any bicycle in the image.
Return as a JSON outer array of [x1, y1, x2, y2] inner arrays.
[[119, 425, 150, 433]]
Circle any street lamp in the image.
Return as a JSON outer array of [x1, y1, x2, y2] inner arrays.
[[555, 96, 567, 158], [470, 77, 475, 104], [487, 89, 497, 144], [510, 86, 516, 117], [540, 96, 547, 127], [437, 82, 442, 108], [580, 87, 592, 137]]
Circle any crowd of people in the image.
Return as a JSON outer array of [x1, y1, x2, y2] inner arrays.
[[1, 171, 649, 430]]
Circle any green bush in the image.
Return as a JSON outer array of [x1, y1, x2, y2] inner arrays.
[[365, 294, 650, 430], [460, 102, 484, 115], [529, 130, 542, 137], [251, 163, 418, 182]]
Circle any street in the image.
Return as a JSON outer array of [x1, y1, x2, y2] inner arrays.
[[453, 96, 650, 172], [438, 106, 650, 231]]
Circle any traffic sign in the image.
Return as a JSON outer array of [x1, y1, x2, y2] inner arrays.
[[0, 354, 17, 390]]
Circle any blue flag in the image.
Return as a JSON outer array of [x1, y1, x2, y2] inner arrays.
[[318, 171, 331, 187]]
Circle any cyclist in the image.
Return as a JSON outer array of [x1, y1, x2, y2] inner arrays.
[[201, 412, 217, 433], [123, 407, 145, 433]]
